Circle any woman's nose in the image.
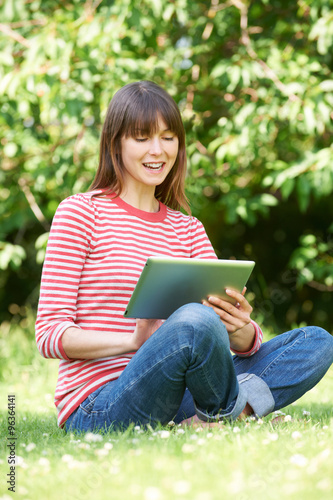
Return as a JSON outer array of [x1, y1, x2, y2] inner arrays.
[[149, 137, 162, 155]]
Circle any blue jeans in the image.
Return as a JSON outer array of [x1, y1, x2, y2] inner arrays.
[[65, 303, 333, 432]]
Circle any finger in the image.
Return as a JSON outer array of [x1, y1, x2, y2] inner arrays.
[[225, 289, 253, 313], [208, 294, 242, 316], [202, 300, 248, 330]]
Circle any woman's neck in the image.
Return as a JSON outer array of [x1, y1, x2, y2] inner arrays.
[[119, 188, 159, 213]]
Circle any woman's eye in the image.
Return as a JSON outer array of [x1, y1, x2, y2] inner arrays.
[[163, 136, 174, 141], [135, 138, 148, 142]]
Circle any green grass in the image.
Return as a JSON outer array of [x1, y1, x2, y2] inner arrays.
[[1, 321, 333, 500]]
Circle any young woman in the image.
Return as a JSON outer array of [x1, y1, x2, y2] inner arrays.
[[35, 81, 333, 432]]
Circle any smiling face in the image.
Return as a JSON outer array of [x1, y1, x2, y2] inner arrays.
[[120, 116, 179, 193]]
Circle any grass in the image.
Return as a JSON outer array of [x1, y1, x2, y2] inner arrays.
[[1, 320, 333, 500]]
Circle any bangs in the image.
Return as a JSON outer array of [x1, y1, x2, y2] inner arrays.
[[122, 91, 184, 139]]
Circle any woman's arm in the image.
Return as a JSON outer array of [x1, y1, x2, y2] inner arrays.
[[35, 195, 96, 361], [62, 319, 163, 359]]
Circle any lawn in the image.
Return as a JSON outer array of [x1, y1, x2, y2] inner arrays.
[[1, 321, 332, 500]]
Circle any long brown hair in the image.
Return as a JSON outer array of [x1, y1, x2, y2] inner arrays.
[[89, 81, 190, 213]]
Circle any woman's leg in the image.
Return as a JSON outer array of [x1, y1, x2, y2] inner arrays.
[[66, 303, 251, 432], [233, 326, 333, 412]]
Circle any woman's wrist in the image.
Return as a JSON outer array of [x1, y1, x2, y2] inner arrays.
[[228, 322, 256, 353]]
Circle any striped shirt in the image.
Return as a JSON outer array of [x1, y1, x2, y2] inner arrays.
[[35, 191, 263, 427]]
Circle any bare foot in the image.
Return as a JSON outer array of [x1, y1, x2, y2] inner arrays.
[[180, 403, 254, 428], [238, 402, 253, 419], [180, 414, 222, 428]]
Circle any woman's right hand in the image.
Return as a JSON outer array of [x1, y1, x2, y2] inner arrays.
[[132, 318, 164, 350]]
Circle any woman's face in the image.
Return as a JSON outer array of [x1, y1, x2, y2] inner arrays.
[[120, 116, 179, 192]]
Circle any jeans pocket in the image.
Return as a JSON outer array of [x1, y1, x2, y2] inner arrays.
[[80, 384, 106, 415]]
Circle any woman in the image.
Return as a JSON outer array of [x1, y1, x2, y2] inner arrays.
[[35, 80, 333, 432]]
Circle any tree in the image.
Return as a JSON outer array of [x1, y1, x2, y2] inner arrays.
[[1, 0, 332, 332]]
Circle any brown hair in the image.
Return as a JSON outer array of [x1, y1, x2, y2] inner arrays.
[[89, 80, 190, 213]]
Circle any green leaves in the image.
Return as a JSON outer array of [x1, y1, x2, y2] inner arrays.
[[0, 243, 26, 270], [1, 0, 333, 330], [289, 232, 333, 289]]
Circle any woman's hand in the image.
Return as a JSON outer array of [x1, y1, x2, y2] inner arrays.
[[132, 318, 164, 350], [202, 287, 255, 352], [202, 287, 252, 334]]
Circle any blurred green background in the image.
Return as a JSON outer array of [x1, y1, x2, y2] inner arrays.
[[1, 0, 332, 336]]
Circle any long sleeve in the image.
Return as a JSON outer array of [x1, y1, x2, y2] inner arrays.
[[35, 195, 95, 360], [230, 320, 263, 357]]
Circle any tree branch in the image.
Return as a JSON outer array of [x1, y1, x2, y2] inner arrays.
[[230, 0, 301, 102], [307, 280, 333, 292], [0, 23, 31, 48], [18, 178, 50, 230]]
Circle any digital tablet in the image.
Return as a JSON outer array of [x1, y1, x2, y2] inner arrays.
[[123, 257, 255, 319]]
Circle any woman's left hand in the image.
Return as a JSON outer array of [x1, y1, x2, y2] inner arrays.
[[202, 287, 253, 334]]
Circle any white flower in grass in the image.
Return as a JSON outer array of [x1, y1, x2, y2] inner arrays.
[[158, 430, 170, 439], [109, 464, 120, 475], [104, 442, 113, 450], [84, 432, 103, 442], [173, 480, 191, 495], [17, 487, 28, 496], [15, 456, 27, 468], [181, 443, 195, 454], [195, 493, 213, 500], [233, 426, 241, 433], [78, 443, 90, 450], [38, 458, 50, 468], [316, 479, 331, 491], [26, 443, 36, 452], [176, 428, 185, 435], [284, 415, 292, 422], [292, 431, 302, 440], [303, 410, 311, 416], [62, 454, 74, 463], [68, 460, 89, 470], [144, 486, 162, 500], [290, 454, 308, 467], [168, 420, 175, 427], [95, 448, 109, 457]]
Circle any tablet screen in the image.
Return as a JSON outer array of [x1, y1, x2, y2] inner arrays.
[[123, 257, 255, 319]]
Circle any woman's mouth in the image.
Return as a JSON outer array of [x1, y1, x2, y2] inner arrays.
[[143, 162, 165, 171]]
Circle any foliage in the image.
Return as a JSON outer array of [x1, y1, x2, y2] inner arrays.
[[0, 0, 332, 331]]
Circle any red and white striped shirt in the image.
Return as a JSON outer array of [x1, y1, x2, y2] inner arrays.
[[35, 191, 263, 427]]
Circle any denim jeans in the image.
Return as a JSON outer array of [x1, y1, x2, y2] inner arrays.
[[65, 303, 333, 432]]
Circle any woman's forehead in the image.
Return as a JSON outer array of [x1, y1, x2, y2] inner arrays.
[[126, 112, 175, 136]]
